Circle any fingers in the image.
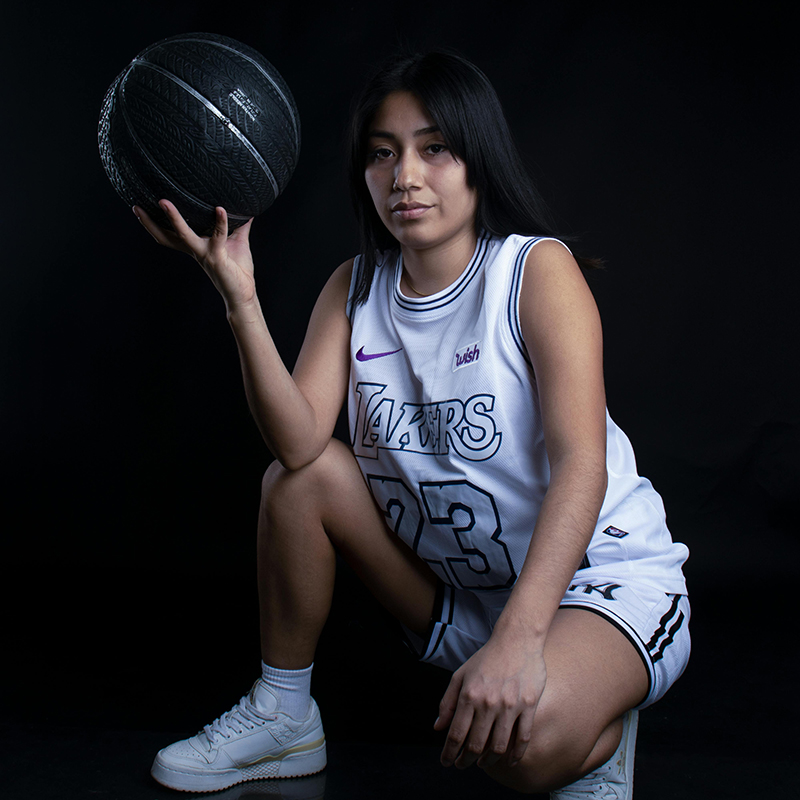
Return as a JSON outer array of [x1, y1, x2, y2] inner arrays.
[[475, 710, 518, 769], [507, 704, 537, 766], [438, 677, 512, 770], [436, 672, 466, 766], [439, 701, 475, 768], [434, 669, 461, 733], [133, 204, 174, 247], [158, 199, 205, 249], [211, 206, 229, 242], [437, 681, 539, 771], [229, 215, 254, 244], [133, 201, 193, 253]]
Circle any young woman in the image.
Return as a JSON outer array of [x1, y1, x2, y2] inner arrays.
[[136, 51, 690, 798]]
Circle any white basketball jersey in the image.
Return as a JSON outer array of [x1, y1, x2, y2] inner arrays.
[[348, 234, 688, 606]]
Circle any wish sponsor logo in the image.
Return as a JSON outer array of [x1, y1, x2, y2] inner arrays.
[[453, 341, 481, 372]]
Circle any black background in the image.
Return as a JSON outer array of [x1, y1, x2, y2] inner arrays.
[[3, 1, 797, 794]]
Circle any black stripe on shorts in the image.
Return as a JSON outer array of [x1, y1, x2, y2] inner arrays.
[[647, 594, 685, 664]]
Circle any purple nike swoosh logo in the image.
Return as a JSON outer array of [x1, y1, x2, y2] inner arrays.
[[356, 346, 403, 362]]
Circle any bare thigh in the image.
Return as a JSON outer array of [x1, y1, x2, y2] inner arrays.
[[485, 607, 648, 793]]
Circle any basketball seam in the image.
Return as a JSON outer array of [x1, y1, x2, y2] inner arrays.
[[117, 66, 241, 219], [174, 36, 300, 148], [132, 57, 280, 198]]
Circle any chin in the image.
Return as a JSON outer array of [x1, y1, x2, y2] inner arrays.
[[390, 224, 446, 251]]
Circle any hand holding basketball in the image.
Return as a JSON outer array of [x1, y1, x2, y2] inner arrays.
[[135, 200, 257, 309]]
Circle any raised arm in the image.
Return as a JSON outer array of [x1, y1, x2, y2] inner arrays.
[[134, 200, 352, 469]]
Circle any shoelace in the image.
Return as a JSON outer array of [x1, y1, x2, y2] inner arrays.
[[202, 694, 277, 744]]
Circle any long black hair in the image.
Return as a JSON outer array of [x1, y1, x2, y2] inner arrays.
[[347, 50, 600, 306]]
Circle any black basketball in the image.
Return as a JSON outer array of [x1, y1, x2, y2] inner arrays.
[[98, 33, 300, 235]]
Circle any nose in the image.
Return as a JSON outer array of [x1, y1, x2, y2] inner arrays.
[[393, 150, 423, 192]]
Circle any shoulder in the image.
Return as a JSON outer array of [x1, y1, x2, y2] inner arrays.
[[487, 234, 580, 296], [312, 258, 356, 319], [486, 234, 573, 271], [324, 257, 356, 292], [521, 238, 589, 300], [525, 237, 574, 261], [518, 238, 601, 352]]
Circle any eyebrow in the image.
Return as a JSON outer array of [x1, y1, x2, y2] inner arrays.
[[367, 125, 441, 139]]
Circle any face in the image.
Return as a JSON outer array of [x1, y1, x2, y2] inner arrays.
[[364, 91, 478, 254]]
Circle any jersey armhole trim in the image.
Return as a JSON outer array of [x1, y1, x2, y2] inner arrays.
[[346, 255, 363, 324], [506, 238, 538, 363], [507, 237, 574, 364]]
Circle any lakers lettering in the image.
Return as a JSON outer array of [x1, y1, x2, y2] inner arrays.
[[352, 382, 502, 461]]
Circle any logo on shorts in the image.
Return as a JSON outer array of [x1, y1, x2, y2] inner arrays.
[[604, 526, 629, 539], [453, 341, 480, 372], [569, 582, 621, 600]]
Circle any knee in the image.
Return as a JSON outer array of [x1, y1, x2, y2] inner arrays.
[[259, 458, 291, 518], [259, 439, 356, 521], [481, 712, 592, 794], [261, 456, 289, 496], [261, 440, 329, 493]]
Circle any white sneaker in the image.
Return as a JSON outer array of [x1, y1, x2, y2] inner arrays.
[[151, 679, 327, 793], [197, 772, 326, 800], [550, 710, 638, 800]]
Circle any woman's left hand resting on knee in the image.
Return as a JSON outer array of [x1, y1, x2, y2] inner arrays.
[[435, 626, 547, 769]]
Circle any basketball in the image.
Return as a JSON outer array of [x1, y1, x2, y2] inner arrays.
[[98, 33, 300, 235]]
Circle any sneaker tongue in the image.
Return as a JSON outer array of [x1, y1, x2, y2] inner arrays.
[[248, 679, 280, 714]]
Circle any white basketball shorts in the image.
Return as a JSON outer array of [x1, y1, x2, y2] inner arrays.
[[403, 577, 690, 709]]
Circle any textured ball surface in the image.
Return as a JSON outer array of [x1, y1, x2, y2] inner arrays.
[[98, 33, 300, 235]]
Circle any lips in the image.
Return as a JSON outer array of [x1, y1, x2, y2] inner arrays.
[[392, 202, 431, 220]]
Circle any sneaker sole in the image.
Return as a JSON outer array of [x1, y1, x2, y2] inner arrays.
[[151, 737, 327, 792]]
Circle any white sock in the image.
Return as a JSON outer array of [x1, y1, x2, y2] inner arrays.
[[260, 661, 313, 720]]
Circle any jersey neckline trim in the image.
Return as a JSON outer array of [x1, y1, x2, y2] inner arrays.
[[392, 233, 493, 314]]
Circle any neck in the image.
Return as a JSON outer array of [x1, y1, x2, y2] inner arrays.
[[400, 229, 478, 297]]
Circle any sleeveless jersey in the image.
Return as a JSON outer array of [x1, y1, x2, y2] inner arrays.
[[347, 234, 689, 607]]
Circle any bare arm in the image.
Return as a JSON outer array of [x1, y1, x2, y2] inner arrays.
[[134, 201, 352, 469], [435, 239, 608, 769], [494, 238, 607, 643], [230, 260, 353, 469]]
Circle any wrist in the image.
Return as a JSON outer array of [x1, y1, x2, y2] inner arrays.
[[491, 607, 549, 649], [226, 293, 263, 325]]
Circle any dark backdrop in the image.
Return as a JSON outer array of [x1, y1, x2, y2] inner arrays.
[[3, 0, 797, 774]]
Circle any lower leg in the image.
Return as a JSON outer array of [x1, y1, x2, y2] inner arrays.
[[257, 439, 438, 670], [257, 459, 338, 670]]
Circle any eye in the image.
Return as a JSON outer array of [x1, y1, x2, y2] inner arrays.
[[368, 146, 394, 162], [426, 143, 449, 156]]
